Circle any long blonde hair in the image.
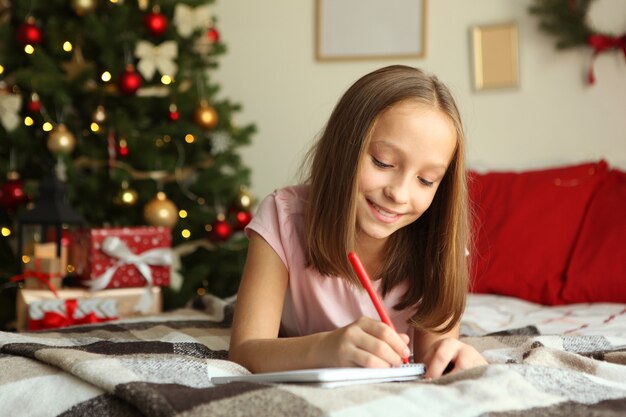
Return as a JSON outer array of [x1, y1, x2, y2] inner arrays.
[[302, 65, 469, 333]]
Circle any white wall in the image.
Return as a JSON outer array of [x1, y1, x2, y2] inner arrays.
[[212, 0, 626, 200]]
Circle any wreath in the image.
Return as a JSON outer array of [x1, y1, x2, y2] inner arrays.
[[529, 0, 626, 84]]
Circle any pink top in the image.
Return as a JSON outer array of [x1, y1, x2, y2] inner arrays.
[[245, 185, 416, 342]]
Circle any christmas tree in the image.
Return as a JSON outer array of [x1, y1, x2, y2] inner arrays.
[[0, 0, 256, 330]]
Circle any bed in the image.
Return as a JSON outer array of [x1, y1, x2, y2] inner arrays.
[[1, 292, 625, 417], [2, 161, 625, 416]]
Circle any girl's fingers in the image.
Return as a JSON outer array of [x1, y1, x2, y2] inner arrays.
[[354, 333, 403, 367], [328, 318, 410, 367], [354, 318, 411, 365], [350, 345, 396, 368], [423, 348, 455, 378], [422, 338, 488, 378]]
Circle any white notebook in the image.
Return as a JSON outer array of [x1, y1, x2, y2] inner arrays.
[[211, 363, 425, 388]]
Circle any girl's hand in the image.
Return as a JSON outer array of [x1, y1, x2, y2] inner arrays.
[[318, 316, 411, 368], [422, 337, 487, 378]]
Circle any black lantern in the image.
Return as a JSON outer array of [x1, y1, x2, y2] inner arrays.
[[17, 171, 84, 274]]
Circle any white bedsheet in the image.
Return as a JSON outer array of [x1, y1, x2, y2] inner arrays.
[[462, 293, 626, 338]]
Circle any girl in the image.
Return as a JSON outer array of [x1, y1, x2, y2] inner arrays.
[[229, 65, 486, 378]]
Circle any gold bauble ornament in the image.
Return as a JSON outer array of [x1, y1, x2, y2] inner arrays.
[[194, 100, 218, 130], [235, 186, 255, 209], [47, 124, 76, 155], [114, 181, 138, 206], [144, 191, 178, 227], [71, 0, 97, 15]]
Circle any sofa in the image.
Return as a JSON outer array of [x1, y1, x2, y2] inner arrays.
[[468, 160, 626, 305]]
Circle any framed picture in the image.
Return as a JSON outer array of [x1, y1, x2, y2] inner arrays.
[[315, 0, 427, 61], [472, 22, 519, 90]]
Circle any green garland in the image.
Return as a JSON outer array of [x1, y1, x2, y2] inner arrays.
[[529, 0, 600, 49], [529, 0, 626, 83]]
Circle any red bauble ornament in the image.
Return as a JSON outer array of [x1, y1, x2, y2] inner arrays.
[[117, 137, 129, 157], [208, 27, 220, 43], [118, 144, 129, 157], [0, 173, 29, 212], [144, 11, 168, 37], [118, 65, 143, 95], [26, 94, 42, 113], [211, 218, 232, 241], [17, 20, 43, 46], [168, 104, 179, 121], [233, 210, 252, 230]]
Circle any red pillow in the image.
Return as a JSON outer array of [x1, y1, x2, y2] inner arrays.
[[562, 169, 626, 303], [469, 160, 608, 305]]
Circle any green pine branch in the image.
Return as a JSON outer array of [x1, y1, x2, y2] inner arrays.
[[0, 0, 256, 328]]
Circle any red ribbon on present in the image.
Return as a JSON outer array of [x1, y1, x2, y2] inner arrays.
[[10, 259, 60, 297], [587, 33, 626, 84], [29, 299, 117, 331]]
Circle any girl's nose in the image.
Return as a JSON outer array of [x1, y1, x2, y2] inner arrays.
[[383, 177, 410, 204]]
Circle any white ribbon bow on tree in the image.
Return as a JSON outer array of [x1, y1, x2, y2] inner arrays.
[[0, 92, 22, 131], [174, 3, 212, 38], [135, 40, 178, 81], [89, 236, 172, 312]]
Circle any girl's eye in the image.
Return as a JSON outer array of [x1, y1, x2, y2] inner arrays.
[[419, 177, 434, 187], [372, 157, 392, 168]]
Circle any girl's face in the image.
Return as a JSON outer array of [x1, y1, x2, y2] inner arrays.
[[356, 100, 457, 245]]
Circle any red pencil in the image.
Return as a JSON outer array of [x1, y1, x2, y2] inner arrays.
[[347, 251, 409, 364]]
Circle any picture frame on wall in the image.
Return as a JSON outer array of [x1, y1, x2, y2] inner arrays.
[[315, 0, 427, 61], [472, 22, 520, 90]]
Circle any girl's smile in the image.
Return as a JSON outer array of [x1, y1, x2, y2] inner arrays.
[[366, 198, 403, 223]]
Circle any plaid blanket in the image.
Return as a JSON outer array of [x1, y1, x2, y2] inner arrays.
[[1, 294, 626, 417]]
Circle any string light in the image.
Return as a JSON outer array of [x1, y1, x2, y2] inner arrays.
[[42, 122, 53, 131], [0, 65, 4, 74], [1, 227, 11, 237], [184, 134, 195, 144], [181, 229, 191, 239], [63, 41, 73, 52], [240, 194, 252, 207], [101, 71, 112, 82], [22, 255, 30, 264], [179, 209, 188, 218], [121, 190, 136, 204], [24, 116, 34, 126], [24, 45, 35, 54], [161, 75, 173, 85], [90, 122, 100, 132]]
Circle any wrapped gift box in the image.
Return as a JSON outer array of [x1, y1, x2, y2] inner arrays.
[[21, 258, 63, 291], [34, 241, 69, 276], [28, 297, 118, 331], [72, 226, 172, 290], [16, 287, 162, 332]]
